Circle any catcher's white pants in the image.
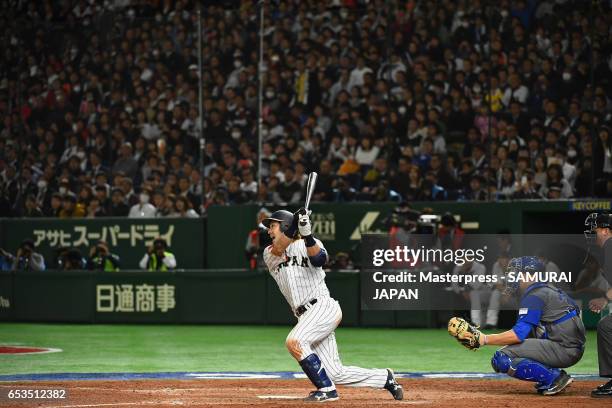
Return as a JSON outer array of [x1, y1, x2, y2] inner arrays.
[[469, 288, 501, 326], [286, 295, 388, 388]]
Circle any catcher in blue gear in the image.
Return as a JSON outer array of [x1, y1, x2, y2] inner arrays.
[[448, 256, 585, 395]]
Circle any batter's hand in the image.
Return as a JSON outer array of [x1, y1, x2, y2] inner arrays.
[[295, 207, 313, 236]]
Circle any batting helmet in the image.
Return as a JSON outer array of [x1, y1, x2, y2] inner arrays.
[[262, 210, 294, 232]]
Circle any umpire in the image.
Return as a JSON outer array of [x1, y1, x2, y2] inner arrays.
[[584, 213, 612, 398]]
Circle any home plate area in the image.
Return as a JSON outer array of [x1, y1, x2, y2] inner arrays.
[[0, 372, 603, 408]]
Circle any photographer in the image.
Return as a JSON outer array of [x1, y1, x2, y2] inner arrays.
[[387, 202, 420, 242], [245, 208, 272, 269], [87, 240, 120, 272], [437, 213, 465, 251], [0, 248, 15, 270], [57, 248, 87, 270], [139, 238, 176, 271], [5, 240, 46, 271]]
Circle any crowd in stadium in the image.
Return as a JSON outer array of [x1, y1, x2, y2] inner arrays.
[[0, 0, 611, 218]]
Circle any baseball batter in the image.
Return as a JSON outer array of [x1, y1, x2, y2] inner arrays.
[[262, 209, 403, 402], [449, 256, 585, 396]]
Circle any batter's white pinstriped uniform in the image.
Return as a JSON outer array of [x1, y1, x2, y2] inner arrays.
[[264, 238, 388, 389]]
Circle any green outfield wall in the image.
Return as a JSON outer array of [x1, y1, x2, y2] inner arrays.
[[0, 269, 433, 327], [0, 218, 205, 269], [0, 200, 609, 327], [0, 269, 605, 327]]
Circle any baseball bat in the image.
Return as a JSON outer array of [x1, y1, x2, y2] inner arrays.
[[304, 172, 318, 211]]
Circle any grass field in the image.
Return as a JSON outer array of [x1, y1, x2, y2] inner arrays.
[[0, 324, 599, 375]]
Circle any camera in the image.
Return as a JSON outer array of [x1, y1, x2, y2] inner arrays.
[[385, 203, 420, 231], [19, 240, 35, 257], [416, 214, 439, 235]]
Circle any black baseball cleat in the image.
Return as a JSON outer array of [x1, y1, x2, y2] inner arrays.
[[591, 379, 612, 398], [538, 370, 573, 396], [304, 390, 339, 402], [384, 369, 404, 400]]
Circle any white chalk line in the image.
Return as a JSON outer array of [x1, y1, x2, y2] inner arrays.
[[42, 402, 185, 408], [257, 395, 303, 399]]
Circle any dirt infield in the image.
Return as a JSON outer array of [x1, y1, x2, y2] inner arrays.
[[0, 378, 605, 408]]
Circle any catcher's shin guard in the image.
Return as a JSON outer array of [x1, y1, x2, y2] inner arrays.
[[509, 358, 561, 388], [299, 354, 335, 391]]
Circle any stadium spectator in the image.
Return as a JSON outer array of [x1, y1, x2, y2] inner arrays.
[[44, 193, 63, 217], [227, 177, 250, 205], [139, 238, 177, 271], [511, 171, 542, 199], [108, 188, 130, 217], [23, 194, 44, 217], [0, 0, 610, 215], [59, 193, 86, 218], [541, 164, 573, 198], [87, 197, 106, 218], [466, 174, 488, 201], [274, 168, 302, 204], [158, 193, 177, 217], [173, 195, 199, 218], [128, 186, 157, 218]]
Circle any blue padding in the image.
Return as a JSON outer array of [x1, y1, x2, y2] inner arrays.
[[299, 354, 333, 389], [512, 358, 560, 387], [512, 321, 534, 342], [309, 248, 327, 267], [520, 294, 545, 309], [491, 350, 512, 373], [551, 309, 578, 325], [518, 295, 544, 325]]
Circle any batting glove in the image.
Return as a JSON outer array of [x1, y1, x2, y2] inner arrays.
[[298, 210, 313, 237]]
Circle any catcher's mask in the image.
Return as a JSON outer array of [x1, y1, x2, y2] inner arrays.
[[584, 212, 612, 246], [504, 256, 545, 295]]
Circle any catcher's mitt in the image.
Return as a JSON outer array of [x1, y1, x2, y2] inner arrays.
[[448, 317, 482, 350]]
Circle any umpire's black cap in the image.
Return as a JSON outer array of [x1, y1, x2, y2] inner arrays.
[[262, 210, 294, 232]]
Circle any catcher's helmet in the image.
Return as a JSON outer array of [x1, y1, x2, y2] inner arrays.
[[262, 210, 294, 232], [584, 212, 612, 245], [504, 256, 545, 295]]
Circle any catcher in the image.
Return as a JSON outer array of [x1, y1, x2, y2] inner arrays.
[[448, 256, 585, 396]]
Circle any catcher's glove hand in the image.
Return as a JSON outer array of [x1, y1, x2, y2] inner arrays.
[[448, 317, 483, 350]]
